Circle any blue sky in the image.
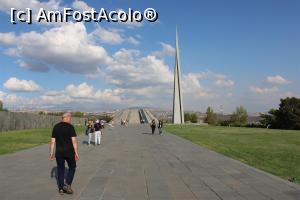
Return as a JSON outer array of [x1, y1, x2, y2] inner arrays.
[[0, 0, 299, 113]]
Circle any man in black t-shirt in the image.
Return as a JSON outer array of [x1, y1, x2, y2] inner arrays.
[[150, 119, 156, 134], [50, 112, 79, 195], [158, 120, 163, 135]]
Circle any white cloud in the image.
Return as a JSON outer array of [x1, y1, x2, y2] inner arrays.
[[45, 82, 124, 104], [227, 92, 233, 97], [249, 86, 278, 94], [0, 82, 128, 110], [3, 94, 23, 104], [160, 42, 176, 56], [0, 91, 38, 108], [40, 92, 74, 105], [266, 75, 290, 85], [72, 0, 93, 11], [212, 73, 235, 88], [65, 82, 94, 98], [16, 60, 49, 72], [3, 77, 40, 92], [0, 69, 237, 111], [115, 9, 143, 28], [182, 73, 217, 98], [128, 36, 140, 45], [0, 13, 238, 111], [0, 91, 6, 101], [124, 86, 170, 99], [214, 73, 227, 79], [215, 79, 234, 87], [0, 23, 110, 76], [89, 25, 140, 46], [152, 42, 175, 57], [94, 89, 123, 103], [90, 25, 124, 45], [105, 48, 173, 88], [112, 48, 140, 65], [0, 32, 17, 44]]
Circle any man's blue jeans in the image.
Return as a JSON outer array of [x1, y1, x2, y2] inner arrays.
[[56, 157, 76, 189]]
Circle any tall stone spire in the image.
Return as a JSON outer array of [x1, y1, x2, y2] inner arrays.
[[173, 27, 184, 124]]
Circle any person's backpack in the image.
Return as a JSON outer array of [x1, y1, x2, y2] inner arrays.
[[85, 125, 93, 135], [85, 127, 89, 135]]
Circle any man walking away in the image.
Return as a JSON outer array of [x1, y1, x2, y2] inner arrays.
[[150, 119, 156, 135], [50, 112, 79, 195], [158, 120, 163, 135], [94, 120, 101, 145]]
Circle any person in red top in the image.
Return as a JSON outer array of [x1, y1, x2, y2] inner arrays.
[[50, 112, 79, 195]]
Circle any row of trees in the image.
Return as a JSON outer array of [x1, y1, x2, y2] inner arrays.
[[184, 112, 198, 123], [259, 97, 300, 130], [184, 105, 248, 126], [204, 97, 300, 130], [205, 106, 248, 126], [38, 111, 84, 117]]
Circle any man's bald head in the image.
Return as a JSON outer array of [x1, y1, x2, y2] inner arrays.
[[62, 112, 72, 123]]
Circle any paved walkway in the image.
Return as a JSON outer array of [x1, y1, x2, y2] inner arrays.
[[0, 125, 299, 200]]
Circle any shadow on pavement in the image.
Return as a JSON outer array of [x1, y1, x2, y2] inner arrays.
[[141, 132, 153, 135], [82, 141, 97, 145], [50, 167, 69, 188]]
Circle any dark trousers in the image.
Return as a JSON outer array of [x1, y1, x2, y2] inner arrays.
[[56, 157, 76, 189], [151, 126, 155, 134], [158, 127, 162, 134]]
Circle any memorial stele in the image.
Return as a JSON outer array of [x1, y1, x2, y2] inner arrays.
[[172, 28, 184, 124]]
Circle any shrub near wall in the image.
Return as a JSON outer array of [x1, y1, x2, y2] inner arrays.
[[0, 111, 85, 132]]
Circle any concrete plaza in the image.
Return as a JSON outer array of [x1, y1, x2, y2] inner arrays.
[[0, 124, 299, 200]]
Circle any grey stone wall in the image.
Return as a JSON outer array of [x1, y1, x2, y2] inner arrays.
[[0, 111, 85, 132]]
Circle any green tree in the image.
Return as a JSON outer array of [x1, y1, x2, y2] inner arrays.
[[184, 113, 191, 122], [205, 106, 217, 125], [259, 109, 276, 128], [72, 111, 84, 118], [189, 113, 198, 123], [184, 113, 198, 123], [260, 97, 300, 130], [230, 106, 248, 126]]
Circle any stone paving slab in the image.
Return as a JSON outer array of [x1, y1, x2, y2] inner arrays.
[[0, 124, 299, 200], [128, 109, 140, 124]]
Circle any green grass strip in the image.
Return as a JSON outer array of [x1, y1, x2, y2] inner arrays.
[[165, 125, 300, 184], [0, 126, 85, 155]]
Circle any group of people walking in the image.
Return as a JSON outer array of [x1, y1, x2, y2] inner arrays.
[[86, 119, 105, 146], [150, 119, 164, 135], [50, 113, 163, 195], [50, 114, 107, 195]]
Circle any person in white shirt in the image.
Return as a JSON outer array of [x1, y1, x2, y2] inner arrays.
[[94, 120, 101, 145]]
